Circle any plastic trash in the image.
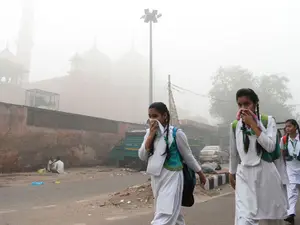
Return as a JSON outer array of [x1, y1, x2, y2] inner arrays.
[[202, 163, 218, 174], [55, 181, 60, 184], [32, 181, 44, 186], [37, 168, 46, 174]]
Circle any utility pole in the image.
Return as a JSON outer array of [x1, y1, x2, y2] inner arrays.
[[141, 9, 162, 105], [149, 20, 153, 105], [168, 74, 171, 110], [168, 75, 180, 126]]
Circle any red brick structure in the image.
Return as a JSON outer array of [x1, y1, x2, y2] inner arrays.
[[0, 102, 145, 173]]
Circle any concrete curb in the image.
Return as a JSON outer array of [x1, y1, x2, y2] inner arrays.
[[204, 173, 229, 190]]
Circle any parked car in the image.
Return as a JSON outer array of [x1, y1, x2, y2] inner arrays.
[[199, 145, 229, 164]]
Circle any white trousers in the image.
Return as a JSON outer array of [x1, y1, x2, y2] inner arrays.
[[287, 183, 300, 215], [151, 213, 185, 225], [151, 169, 185, 225], [235, 217, 284, 225]]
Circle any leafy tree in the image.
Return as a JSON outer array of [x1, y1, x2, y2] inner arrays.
[[209, 66, 296, 123]]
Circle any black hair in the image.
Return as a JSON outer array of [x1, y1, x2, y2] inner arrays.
[[56, 156, 60, 161], [236, 88, 263, 155], [285, 119, 300, 140], [148, 102, 171, 159]]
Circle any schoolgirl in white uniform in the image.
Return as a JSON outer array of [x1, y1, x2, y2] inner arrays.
[[139, 102, 206, 225], [229, 88, 287, 225], [281, 119, 300, 225]]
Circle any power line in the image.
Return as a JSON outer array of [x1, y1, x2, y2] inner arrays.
[[171, 83, 300, 107], [171, 84, 231, 103]]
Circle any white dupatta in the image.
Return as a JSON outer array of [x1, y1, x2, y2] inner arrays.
[[146, 120, 169, 176]]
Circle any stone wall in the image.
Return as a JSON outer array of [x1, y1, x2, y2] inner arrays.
[[0, 102, 145, 173]]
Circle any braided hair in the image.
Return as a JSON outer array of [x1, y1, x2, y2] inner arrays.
[[148, 102, 171, 159], [236, 88, 264, 155]]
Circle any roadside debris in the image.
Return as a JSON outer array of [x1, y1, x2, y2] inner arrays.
[[107, 182, 154, 209], [121, 168, 137, 172], [0, 167, 139, 187], [31, 181, 44, 186], [103, 173, 225, 210], [201, 162, 221, 174]]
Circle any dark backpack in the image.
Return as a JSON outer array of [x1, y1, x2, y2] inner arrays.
[[173, 127, 196, 207]]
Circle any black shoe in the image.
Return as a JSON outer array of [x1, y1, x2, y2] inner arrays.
[[284, 214, 295, 225]]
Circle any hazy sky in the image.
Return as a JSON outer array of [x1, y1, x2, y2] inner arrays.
[[1, 0, 300, 122]]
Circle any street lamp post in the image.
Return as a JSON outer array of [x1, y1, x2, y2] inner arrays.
[[141, 9, 162, 105]]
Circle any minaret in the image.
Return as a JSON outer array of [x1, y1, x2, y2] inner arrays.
[[92, 36, 97, 49], [69, 53, 83, 76], [16, 0, 35, 84]]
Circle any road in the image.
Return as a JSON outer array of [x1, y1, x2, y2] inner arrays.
[[1, 163, 299, 225], [0, 172, 148, 211], [105, 192, 236, 225], [105, 193, 300, 225], [0, 163, 229, 212], [4, 191, 299, 225]]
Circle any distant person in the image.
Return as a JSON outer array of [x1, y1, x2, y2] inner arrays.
[[52, 156, 64, 174], [229, 88, 287, 225], [47, 157, 55, 172], [281, 119, 300, 225], [138, 102, 206, 225]]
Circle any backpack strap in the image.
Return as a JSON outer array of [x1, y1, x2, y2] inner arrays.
[[232, 120, 238, 138], [173, 127, 178, 139], [232, 120, 238, 130], [260, 114, 268, 128], [232, 114, 269, 137], [282, 135, 287, 145]]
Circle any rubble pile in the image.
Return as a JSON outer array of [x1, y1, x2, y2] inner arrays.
[[105, 173, 226, 210], [107, 181, 154, 209], [108, 168, 139, 177]]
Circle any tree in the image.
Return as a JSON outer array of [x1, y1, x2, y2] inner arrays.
[[209, 66, 296, 124]]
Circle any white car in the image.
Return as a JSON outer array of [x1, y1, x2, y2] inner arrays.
[[199, 146, 229, 164]]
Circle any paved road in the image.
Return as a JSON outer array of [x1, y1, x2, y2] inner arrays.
[[4, 191, 300, 225], [0, 163, 229, 212], [0, 173, 148, 211], [104, 192, 235, 225], [105, 193, 300, 225], [0, 164, 230, 225]]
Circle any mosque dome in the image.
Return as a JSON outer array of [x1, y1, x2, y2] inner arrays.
[[114, 46, 148, 85], [0, 47, 19, 64], [80, 43, 112, 78]]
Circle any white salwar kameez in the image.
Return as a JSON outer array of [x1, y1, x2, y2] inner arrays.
[[280, 135, 300, 216], [139, 125, 201, 225], [230, 116, 288, 225]]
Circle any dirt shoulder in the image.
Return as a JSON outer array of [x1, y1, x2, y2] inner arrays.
[[0, 167, 138, 187], [85, 175, 230, 211], [0, 173, 232, 225]]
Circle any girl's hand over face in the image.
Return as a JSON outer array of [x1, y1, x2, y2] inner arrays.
[[149, 120, 159, 136]]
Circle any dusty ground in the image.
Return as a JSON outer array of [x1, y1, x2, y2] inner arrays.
[[0, 184, 233, 225], [0, 168, 224, 211], [0, 167, 138, 187], [0, 167, 231, 225], [86, 175, 225, 211], [0, 166, 227, 188]]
